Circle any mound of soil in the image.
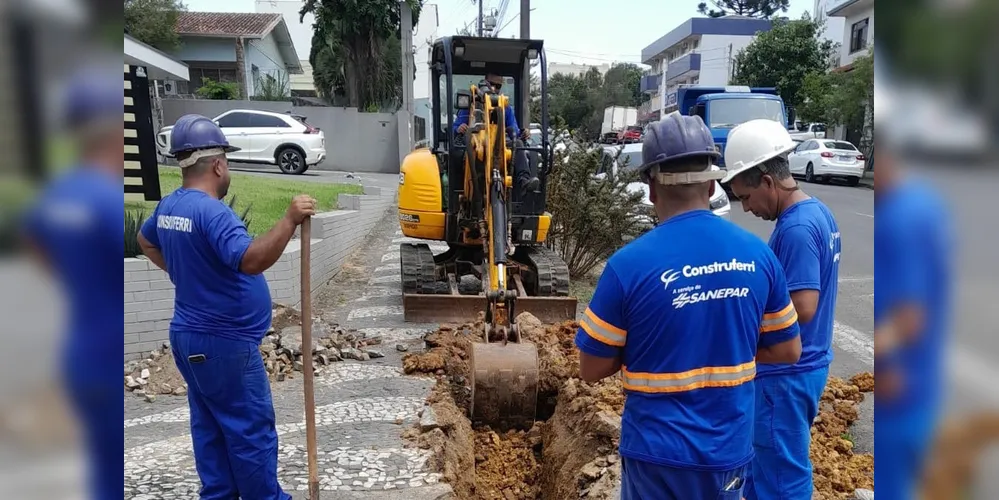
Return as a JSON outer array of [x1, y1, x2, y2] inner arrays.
[[811, 374, 875, 499]]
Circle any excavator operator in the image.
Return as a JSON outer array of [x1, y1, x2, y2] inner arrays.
[[453, 72, 540, 194]]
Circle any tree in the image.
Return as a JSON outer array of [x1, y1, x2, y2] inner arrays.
[[543, 63, 643, 137], [301, 0, 421, 109], [124, 0, 185, 51], [731, 14, 836, 108], [697, 0, 789, 19], [799, 49, 874, 144]]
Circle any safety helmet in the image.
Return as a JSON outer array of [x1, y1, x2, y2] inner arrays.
[[637, 112, 723, 186], [64, 67, 121, 129], [169, 114, 240, 167], [720, 119, 797, 184]]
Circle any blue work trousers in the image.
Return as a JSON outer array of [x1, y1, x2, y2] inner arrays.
[[745, 366, 830, 500], [874, 411, 935, 500], [170, 331, 291, 500], [62, 350, 122, 500], [621, 457, 748, 499]]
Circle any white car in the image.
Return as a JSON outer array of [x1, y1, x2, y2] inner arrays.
[[788, 138, 866, 186], [157, 109, 326, 174], [598, 143, 732, 222]]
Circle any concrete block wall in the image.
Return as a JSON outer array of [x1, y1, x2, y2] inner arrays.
[[123, 185, 396, 360]]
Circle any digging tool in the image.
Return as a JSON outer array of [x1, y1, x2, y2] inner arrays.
[[300, 216, 320, 498]]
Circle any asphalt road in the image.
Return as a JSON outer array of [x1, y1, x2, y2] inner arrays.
[[728, 180, 876, 453]]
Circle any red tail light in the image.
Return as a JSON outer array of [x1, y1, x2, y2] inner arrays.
[[856, 154, 865, 160], [820, 152, 834, 158], [304, 125, 320, 134]]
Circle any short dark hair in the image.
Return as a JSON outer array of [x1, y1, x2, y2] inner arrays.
[[736, 154, 792, 188]]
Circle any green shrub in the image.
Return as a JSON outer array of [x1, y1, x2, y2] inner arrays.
[[124, 196, 252, 259], [545, 136, 648, 278]]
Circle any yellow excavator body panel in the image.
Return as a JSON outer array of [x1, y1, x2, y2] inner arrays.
[[398, 147, 446, 241]]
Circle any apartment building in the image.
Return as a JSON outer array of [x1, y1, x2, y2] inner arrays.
[[639, 16, 771, 123], [825, 0, 874, 69]]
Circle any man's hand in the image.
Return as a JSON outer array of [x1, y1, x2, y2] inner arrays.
[[457, 123, 468, 134], [285, 195, 317, 225]]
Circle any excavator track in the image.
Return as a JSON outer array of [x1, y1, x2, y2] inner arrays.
[[517, 246, 571, 297], [400, 243, 437, 295]]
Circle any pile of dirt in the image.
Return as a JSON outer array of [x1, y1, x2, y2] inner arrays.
[[811, 374, 875, 499], [124, 303, 390, 402]]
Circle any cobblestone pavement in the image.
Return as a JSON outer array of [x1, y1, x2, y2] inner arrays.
[[124, 210, 456, 499]]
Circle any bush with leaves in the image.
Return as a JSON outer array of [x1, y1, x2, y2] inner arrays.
[[196, 77, 241, 100], [544, 140, 648, 278], [125, 196, 252, 258]]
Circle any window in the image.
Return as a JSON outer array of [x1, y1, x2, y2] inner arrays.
[[249, 114, 291, 128], [707, 99, 785, 129], [823, 141, 858, 151], [216, 112, 252, 128], [850, 18, 869, 53]]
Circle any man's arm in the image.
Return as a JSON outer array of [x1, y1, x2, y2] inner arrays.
[[772, 224, 822, 324], [239, 217, 297, 275], [453, 109, 469, 133], [575, 265, 627, 383], [757, 255, 802, 364], [138, 209, 167, 272], [505, 106, 520, 138]]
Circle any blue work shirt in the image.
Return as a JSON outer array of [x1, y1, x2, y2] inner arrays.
[[21, 166, 122, 362], [575, 210, 800, 471], [758, 198, 840, 377], [453, 106, 520, 137], [140, 188, 272, 343], [874, 178, 952, 417]]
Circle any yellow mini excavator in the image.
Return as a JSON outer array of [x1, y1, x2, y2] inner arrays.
[[397, 36, 576, 429]]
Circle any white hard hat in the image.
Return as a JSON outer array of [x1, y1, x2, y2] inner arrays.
[[720, 119, 797, 184]]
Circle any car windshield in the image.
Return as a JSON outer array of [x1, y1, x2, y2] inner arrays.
[[823, 141, 857, 151], [618, 150, 643, 170], [708, 98, 785, 129]]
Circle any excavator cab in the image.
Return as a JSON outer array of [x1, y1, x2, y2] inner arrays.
[[397, 36, 577, 429]]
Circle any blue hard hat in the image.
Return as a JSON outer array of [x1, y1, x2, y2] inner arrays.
[[638, 112, 719, 174], [169, 114, 241, 155], [64, 68, 121, 128]]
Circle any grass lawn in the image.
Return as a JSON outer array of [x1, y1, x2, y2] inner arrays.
[[125, 167, 364, 235]]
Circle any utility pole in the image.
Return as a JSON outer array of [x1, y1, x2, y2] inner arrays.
[[477, 0, 484, 36], [520, 0, 530, 126], [398, 0, 415, 163]]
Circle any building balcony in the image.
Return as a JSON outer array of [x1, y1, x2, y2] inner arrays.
[[640, 74, 661, 94], [827, 0, 873, 17], [665, 53, 700, 83]]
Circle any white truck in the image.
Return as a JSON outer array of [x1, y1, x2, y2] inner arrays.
[[790, 122, 827, 140], [601, 106, 638, 143]]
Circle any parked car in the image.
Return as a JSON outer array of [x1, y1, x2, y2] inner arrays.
[[157, 109, 326, 175], [789, 122, 827, 141], [597, 143, 731, 225], [617, 125, 643, 144], [788, 138, 866, 186]]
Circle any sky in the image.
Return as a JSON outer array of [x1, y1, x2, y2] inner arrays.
[[183, 0, 815, 66]]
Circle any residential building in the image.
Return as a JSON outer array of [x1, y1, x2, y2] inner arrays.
[[826, 0, 873, 69], [547, 62, 612, 78], [254, 0, 318, 96], [813, 0, 846, 67], [639, 16, 771, 123], [168, 12, 303, 99]]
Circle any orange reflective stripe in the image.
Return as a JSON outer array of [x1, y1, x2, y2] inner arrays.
[[761, 302, 798, 333], [621, 361, 756, 393], [580, 307, 626, 346]]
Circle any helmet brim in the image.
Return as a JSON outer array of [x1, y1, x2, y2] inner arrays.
[[637, 149, 720, 175]]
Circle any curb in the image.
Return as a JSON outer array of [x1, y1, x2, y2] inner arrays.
[[290, 483, 454, 499]]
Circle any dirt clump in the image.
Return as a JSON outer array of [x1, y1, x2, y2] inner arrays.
[[849, 372, 874, 392], [404, 383, 476, 498], [474, 426, 543, 499], [811, 374, 875, 499]]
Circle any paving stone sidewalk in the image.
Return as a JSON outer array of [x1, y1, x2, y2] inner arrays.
[[123, 210, 455, 499]]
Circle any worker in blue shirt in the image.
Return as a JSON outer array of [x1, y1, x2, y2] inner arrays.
[[576, 112, 803, 500], [723, 119, 841, 500], [20, 62, 125, 500], [872, 86, 952, 500], [136, 114, 316, 499], [453, 72, 539, 193]]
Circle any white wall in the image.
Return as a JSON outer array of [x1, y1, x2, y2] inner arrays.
[[255, 0, 316, 93], [246, 34, 288, 96], [814, 0, 846, 66], [414, 3, 439, 100], [654, 33, 758, 114], [840, 5, 874, 67], [172, 37, 237, 62]]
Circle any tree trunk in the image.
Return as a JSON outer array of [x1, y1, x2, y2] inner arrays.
[[235, 37, 247, 99]]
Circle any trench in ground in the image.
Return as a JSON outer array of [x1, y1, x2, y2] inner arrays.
[[401, 314, 875, 500]]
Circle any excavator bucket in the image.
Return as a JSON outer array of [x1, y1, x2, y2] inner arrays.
[[469, 341, 539, 430], [402, 294, 578, 324]]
